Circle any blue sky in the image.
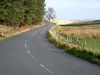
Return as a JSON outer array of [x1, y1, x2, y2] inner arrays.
[[45, 0, 100, 20]]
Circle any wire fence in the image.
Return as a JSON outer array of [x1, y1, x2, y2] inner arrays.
[[49, 26, 100, 55]]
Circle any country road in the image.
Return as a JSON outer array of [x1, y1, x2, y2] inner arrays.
[[0, 22, 100, 75]]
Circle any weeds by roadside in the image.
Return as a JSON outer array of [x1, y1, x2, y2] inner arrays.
[[0, 22, 44, 40], [47, 32, 100, 66]]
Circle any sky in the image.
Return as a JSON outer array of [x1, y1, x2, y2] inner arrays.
[[45, 0, 100, 20]]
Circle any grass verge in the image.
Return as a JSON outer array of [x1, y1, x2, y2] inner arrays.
[[0, 22, 44, 41], [47, 32, 100, 66]]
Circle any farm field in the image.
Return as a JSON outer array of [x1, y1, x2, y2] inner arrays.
[[50, 20, 100, 55], [49, 20, 100, 65]]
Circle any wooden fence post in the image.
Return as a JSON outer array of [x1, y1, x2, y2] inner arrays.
[[84, 38, 87, 50], [93, 39, 95, 54]]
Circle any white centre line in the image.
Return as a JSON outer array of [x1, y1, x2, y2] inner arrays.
[[27, 50, 30, 54], [27, 50, 34, 58], [25, 43, 27, 48], [40, 64, 45, 68], [26, 40, 27, 42], [45, 68, 49, 71], [48, 70, 53, 74], [30, 54, 34, 58], [40, 64, 53, 74]]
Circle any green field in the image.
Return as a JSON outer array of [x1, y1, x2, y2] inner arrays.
[[53, 20, 100, 55], [49, 20, 100, 65]]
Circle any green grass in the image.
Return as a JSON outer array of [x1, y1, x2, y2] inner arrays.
[[48, 20, 100, 65], [0, 36, 5, 40], [61, 20, 100, 27], [63, 36, 100, 55], [85, 20, 100, 25], [48, 32, 100, 65], [55, 23, 100, 55]]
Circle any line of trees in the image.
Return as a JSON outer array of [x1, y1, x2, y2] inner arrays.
[[0, 0, 45, 27]]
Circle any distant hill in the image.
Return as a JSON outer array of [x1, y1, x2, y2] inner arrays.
[[51, 19, 76, 25], [85, 20, 100, 25]]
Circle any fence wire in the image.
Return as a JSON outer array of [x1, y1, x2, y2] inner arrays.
[[49, 26, 100, 55]]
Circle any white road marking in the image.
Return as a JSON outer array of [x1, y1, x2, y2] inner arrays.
[[25, 40, 35, 58], [45, 68, 49, 71], [48, 70, 53, 74], [44, 68, 53, 74], [30, 54, 34, 58], [25, 43, 27, 48], [27, 50, 30, 54], [27, 50, 34, 58], [26, 40, 27, 42], [40, 64, 45, 68], [40, 64, 53, 74]]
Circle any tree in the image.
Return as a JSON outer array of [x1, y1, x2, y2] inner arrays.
[[9, 0, 24, 27], [35, 0, 45, 22], [0, 0, 45, 26], [0, 0, 24, 27], [46, 7, 56, 22], [23, 0, 45, 24], [23, 0, 36, 24]]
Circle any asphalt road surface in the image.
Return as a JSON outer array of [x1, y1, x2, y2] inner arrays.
[[0, 22, 100, 75]]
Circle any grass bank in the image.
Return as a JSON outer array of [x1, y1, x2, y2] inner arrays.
[[0, 22, 44, 40], [48, 20, 100, 65]]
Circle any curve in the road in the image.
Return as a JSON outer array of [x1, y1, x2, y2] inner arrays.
[[0, 22, 100, 75]]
